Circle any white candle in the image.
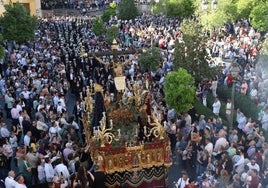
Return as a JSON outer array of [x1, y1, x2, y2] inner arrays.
[[144, 126, 147, 135], [118, 129, 121, 137], [110, 119, 113, 127], [136, 128, 138, 136], [164, 121, 167, 128]]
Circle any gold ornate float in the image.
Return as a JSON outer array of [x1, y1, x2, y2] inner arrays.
[[82, 73, 171, 188]]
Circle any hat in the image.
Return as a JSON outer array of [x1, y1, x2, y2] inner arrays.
[[65, 142, 72, 148], [205, 125, 211, 130]]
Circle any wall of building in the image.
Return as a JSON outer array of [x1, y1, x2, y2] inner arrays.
[[0, 0, 41, 17]]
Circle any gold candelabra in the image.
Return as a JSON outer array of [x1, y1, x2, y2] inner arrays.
[[92, 112, 121, 147], [144, 112, 167, 140]]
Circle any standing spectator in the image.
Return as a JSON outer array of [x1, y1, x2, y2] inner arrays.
[[37, 159, 46, 184], [44, 156, 54, 183], [0, 123, 10, 138], [225, 98, 232, 126], [212, 97, 221, 116], [4, 170, 18, 188], [16, 175, 27, 188], [261, 106, 268, 138], [241, 80, 248, 95], [210, 77, 218, 97], [17, 155, 32, 186], [175, 171, 189, 188], [63, 142, 75, 162], [248, 169, 260, 188], [23, 131, 32, 147]]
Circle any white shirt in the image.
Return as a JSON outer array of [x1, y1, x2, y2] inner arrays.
[[175, 178, 189, 188], [0, 127, 10, 138], [205, 142, 213, 156], [16, 184, 27, 188], [212, 100, 221, 114], [37, 165, 45, 181], [5, 176, 18, 188], [226, 102, 232, 115], [54, 163, 70, 179], [44, 163, 55, 180], [214, 137, 228, 152], [247, 162, 260, 172], [23, 135, 31, 147]]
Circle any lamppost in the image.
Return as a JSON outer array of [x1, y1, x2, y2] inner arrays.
[[230, 62, 240, 132]]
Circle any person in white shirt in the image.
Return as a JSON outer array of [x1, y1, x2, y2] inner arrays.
[[36, 117, 48, 132], [214, 129, 229, 153], [225, 98, 232, 125], [0, 123, 10, 138], [5, 170, 18, 188], [37, 159, 46, 183], [175, 172, 189, 188], [54, 158, 70, 179], [23, 131, 32, 147], [15, 175, 27, 188], [247, 159, 260, 173], [204, 137, 213, 156], [44, 157, 55, 183], [212, 97, 221, 116]]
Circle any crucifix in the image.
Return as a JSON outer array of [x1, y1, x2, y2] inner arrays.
[[80, 39, 143, 91]]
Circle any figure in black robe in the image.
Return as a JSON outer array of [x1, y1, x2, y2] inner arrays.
[[91, 92, 105, 130]]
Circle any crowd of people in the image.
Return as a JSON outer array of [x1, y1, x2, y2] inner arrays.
[[0, 7, 267, 188]]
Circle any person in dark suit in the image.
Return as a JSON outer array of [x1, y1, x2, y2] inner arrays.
[[91, 164, 106, 188]]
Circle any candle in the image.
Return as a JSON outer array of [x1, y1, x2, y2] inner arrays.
[[164, 121, 167, 128], [136, 128, 138, 136], [118, 129, 121, 137], [144, 126, 147, 135], [94, 127, 97, 136], [110, 119, 113, 127]]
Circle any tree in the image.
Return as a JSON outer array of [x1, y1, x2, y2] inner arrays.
[[173, 19, 214, 82], [139, 46, 161, 72], [164, 68, 196, 114], [197, 0, 237, 30], [118, 0, 139, 20], [236, 0, 256, 19], [0, 34, 4, 60], [102, 2, 117, 22], [0, 3, 38, 43], [166, 0, 195, 18], [106, 25, 119, 44], [250, 1, 268, 32], [151, 0, 167, 15], [92, 17, 106, 36]]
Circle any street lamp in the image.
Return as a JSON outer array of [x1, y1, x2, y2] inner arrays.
[[230, 62, 240, 132]]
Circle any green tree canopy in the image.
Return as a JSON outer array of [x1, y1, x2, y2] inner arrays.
[[166, 0, 195, 18], [92, 17, 106, 36], [151, 0, 167, 15], [139, 46, 161, 72], [197, 0, 237, 30], [106, 25, 119, 44], [250, 1, 268, 32], [173, 19, 214, 82], [102, 2, 117, 22], [0, 3, 38, 43], [236, 0, 256, 19], [164, 68, 196, 114], [118, 0, 139, 20]]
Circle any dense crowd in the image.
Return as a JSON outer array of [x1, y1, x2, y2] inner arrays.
[[0, 10, 267, 188]]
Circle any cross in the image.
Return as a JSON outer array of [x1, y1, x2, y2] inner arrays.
[[80, 39, 143, 78]]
